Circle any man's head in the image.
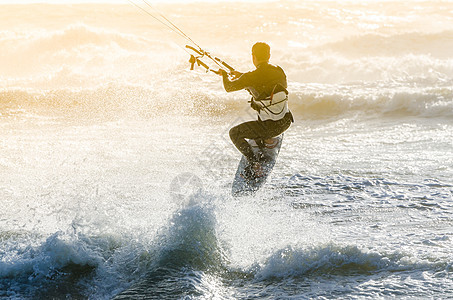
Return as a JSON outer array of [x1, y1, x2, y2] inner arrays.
[[252, 42, 270, 66]]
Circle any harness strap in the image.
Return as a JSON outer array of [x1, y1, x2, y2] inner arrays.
[[260, 100, 287, 115], [256, 92, 288, 116], [269, 84, 278, 105]]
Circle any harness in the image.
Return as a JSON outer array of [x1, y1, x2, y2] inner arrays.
[[251, 83, 290, 121]]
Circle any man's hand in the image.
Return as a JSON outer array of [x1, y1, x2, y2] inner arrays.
[[217, 69, 242, 79], [217, 69, 227, 76], [230, 70, 243, 79]]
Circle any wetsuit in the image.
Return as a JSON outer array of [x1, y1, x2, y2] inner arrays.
[[222, 62, 293, 163]]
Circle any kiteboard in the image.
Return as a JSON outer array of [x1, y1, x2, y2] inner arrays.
[[231, 134, 284, 197]]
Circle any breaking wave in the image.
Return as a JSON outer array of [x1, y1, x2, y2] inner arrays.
[[254, 244, 418, 280], [1, 189, 451, 299], [0, 198, 226, 299], [0, 231, 109, 299], [1, 83, 452, 120], [1, 23, 452, 121], [1, 11, 452, 121], [0, 23, 151, 54], [0, 23, 178, 83], [289, 85, 453, 119]]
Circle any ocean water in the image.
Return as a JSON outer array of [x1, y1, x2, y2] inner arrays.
[[1, 1, 453, 299]]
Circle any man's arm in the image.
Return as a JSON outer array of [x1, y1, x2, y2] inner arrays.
[[220, 70, 250, 93]]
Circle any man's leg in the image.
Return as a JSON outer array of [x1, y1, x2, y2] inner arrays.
[[229, 120, 267, 163], [229, 113, 293, 163]]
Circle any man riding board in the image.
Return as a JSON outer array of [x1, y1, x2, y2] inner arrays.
[[218, 42, 293, 176]]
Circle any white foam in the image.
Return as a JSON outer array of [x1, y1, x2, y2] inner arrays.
[[254, 244, 404, 280]]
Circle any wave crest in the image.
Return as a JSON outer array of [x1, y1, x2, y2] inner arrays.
[[0, 23, 157, 53], [1, 83, 452, 120], [289, 85, 453, 118], [254, 244, 417, 280], [0, 23, 174, 78]]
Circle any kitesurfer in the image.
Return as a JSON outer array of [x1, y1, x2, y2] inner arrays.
[[218, 42, 293, 176]]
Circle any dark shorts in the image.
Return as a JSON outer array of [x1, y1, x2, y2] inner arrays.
[[229, 112, 293, 163]]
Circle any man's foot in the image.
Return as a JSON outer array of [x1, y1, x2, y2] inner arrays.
[[240, 161, 265, 179], [251, 161, 265, 177], [240, 165, 253, 180]]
